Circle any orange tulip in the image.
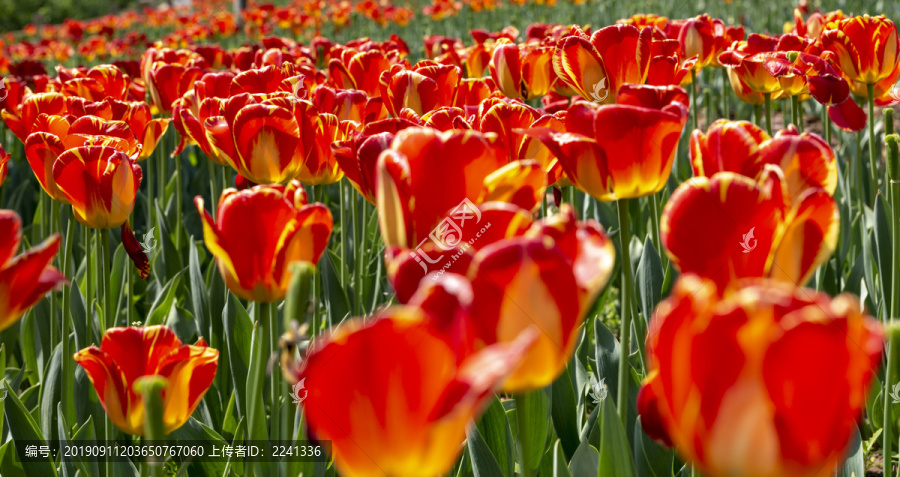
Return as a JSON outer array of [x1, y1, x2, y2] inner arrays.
[[294, 114, 348, 185], [661, 171, 838, 291], [195, 181, 333, 303], [74, 325, 219, 436], [639, 275, 882, 477], [297, 309, 535, 477], [140, 48, 205, 114], [26, 115, 138, 203], [328, 47, 399, 97], [53, 145, 142, 229], [2, 91, 67, 142], [376, 127, 544, 249], [172, 71, 235, 158], [525, 84, 688, 200], [678, 15, 718, 70], [203, 93, 316, 184], [57, 64, 132, 102], [379, 61, 461, 117], [820, 15, 900, 85], [489, 40, 554, 101], [719, 50, 783, 94], [552, 24, 652, 102], [0, 210, 66, 330]]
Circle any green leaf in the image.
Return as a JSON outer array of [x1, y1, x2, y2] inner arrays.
[[170, 417, 236, 476], [144, 270, 184, 327], [467, 424, 504, 477], [594, 318, 620, 405], [245, 319, 272, 474], [516, 388, 552, 473], [3, 379, 57, 476], [634, 416, 673, 477], [597, 397, 636, 477], [475, 396, 514, 477], [70, 416, 99, 477], [550, 365, 580, 461], [224, 294, 252, 420], [188, 241, 210, 337], [836, 426, 864, 477], [568, 441, 599, 477], [56, 403, 76, 477], [0, 441, 26, 477], [551, 440, 574, 477], [874, 196, 892, 319], [320, 250, 352, 325], [39, 343, 62, 441], [635, 236, 664, 329]]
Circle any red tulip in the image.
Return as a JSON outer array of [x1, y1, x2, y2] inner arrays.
[[196, 181, 333, 302], [0, 210, 66, 330]]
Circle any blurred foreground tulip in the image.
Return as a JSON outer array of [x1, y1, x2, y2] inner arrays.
[[639, 275, 883, 477], [196, 181, 333, 303], [53, 145, 142, 229], [387, 204, 614, 392], [297, 309, 536, 477], [74, 325, 219, 436], [0, 210, 66, 331]]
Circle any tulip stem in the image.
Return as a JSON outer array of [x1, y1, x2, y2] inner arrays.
[[721, 68, 730, 120], [868, 83, 880, 200], [357, 197, 368, 316], [649, 193, 663, 262], [615, 198, 634, 426], [791, 95, 801, 130], [340, 180, 346, 285], [135, 376, 168, 477], [61, 206, 76, 428], [822, 105, 831, 146], [268, 303, 280, 443], [764, 92, 773, 136], [886, 134, 900, 473], [175, 150, 183, 250], [84, 225, 94, 343], [690, 70, 698, 132]]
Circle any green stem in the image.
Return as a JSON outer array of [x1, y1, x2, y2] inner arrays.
[[868, 83, 879, 202], [84, 226, 94, 343], [268, 303, 279, 442], [857, 132, 866, 216], [615, 198, 634, 426], [690, 70, 698, 132], [339, 180, 346, 285], [822, 105, 831, 146], [649, 193, 662, 261], [721, 68, 730, 120], [754, 104, 763, 130], [357, 197, 368, 316], [61, 207, 75, 428], [791, 95, 801, 130], [135, 376, 168, 477], [764, 92, 773, 136], [175, 150, 183, 249]]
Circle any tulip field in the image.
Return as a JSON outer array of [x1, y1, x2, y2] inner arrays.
[[5, 0, 900, 475]]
